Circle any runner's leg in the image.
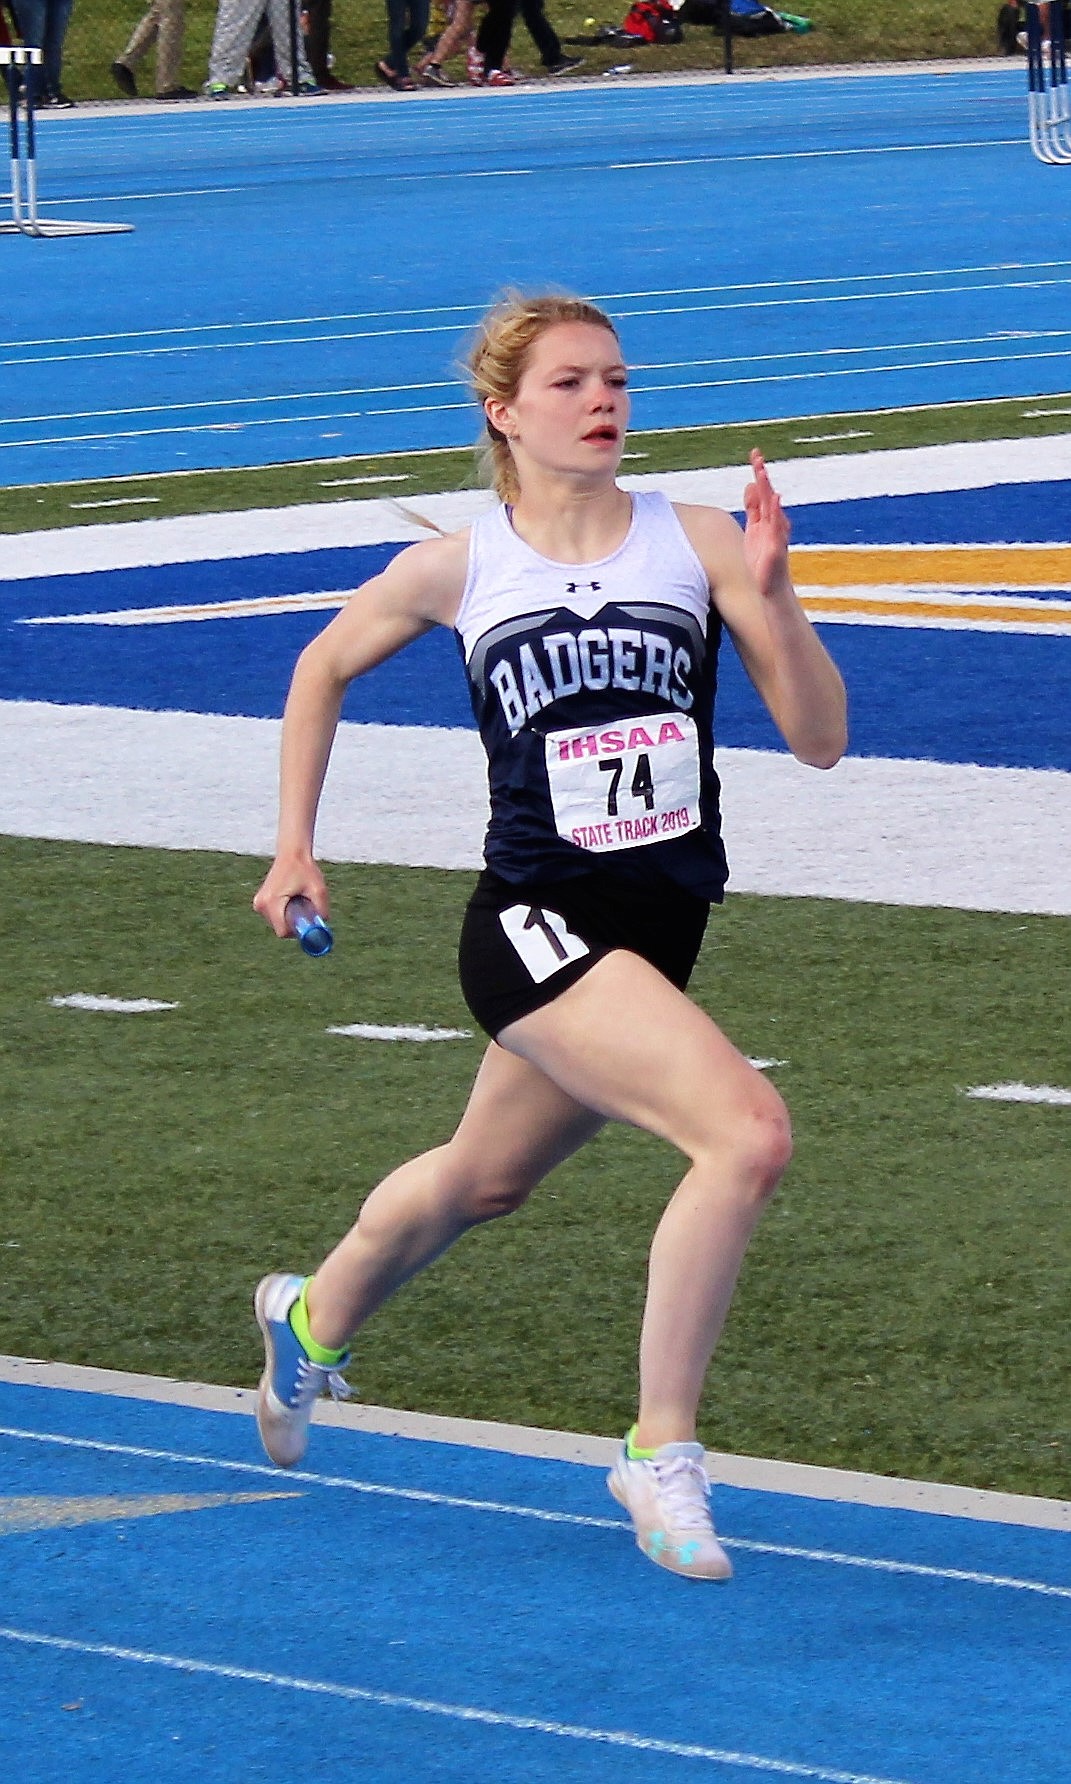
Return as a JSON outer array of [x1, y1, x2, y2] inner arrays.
[[499, 949, 792, 1450], [305, 1042, 603, 1349]]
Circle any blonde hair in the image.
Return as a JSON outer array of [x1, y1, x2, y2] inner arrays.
[[466, 292, 621, 503]]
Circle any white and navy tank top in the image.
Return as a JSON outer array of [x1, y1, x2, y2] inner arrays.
[[454, 489, 728, 900]]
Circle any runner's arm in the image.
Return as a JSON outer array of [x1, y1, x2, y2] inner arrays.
[[677, 452, 847, 769], [253, 534, 468, 932]]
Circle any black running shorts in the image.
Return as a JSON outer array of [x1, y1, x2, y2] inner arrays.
[[457, 867, 710, 1039]]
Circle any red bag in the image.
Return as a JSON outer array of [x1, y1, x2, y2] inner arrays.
[[619, 0, 683, 40]]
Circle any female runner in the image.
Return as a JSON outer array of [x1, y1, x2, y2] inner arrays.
[[252, 292, 847, 1580]]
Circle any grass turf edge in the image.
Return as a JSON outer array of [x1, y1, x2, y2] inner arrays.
[[0, 833, 1067, 1497], [3, 398, 1070, 531]]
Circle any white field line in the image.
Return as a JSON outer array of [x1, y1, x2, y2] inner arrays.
[[318, 474, 413, 487], [964, 1083, 1071, 1105], [326, 1024, 473, 1042], [0, 1424, 1068, 1603], [5, 438, 1071, 579], [1, 705, 1068, 917], [48, 995, 178, 1014], [68, 496, 161, 510], [796, 431, 874, 444], [0, 1625, 915, 1784]]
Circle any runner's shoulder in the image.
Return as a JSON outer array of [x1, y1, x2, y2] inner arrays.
[[381, 527, 471, 625], [670, 500, 742, 544]]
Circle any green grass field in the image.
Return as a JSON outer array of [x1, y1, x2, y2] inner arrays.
[[5, 393, 1070, 530], [2, 835, 1067, 1496], [60, 0, 1009, 103]]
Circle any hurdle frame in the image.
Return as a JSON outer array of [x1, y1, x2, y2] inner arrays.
[[1, 45, 134, 237], [1027, 0, 1071, 163]]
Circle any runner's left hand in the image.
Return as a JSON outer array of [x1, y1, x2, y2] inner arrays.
[[742, 448, 792, 598]]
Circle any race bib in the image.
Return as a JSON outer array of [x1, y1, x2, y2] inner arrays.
[[499, 904, 591, 984], [544, 714, 702, 854]]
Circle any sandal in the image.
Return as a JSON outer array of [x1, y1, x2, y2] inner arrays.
[[375, 60, 417, 90]]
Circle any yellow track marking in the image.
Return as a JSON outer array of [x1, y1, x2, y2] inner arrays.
[[789, 545, 1071, 586], [0, 1492, 300, 1534]]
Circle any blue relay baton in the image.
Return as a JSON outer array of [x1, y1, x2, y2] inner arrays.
[[285, 895, 334, 957]]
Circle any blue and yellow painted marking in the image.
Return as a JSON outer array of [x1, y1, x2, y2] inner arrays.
[[19, 544, 1071, 636]]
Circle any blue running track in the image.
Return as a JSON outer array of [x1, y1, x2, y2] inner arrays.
[[2, 67, 1071, 483], [1, 1379, 1068, 1784]]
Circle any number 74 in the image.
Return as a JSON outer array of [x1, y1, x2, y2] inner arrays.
[[599, 752, 654, 817]]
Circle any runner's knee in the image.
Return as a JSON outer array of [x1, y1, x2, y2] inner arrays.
[[697, 1079, 792, 1206], [436, 1146, 541, 1223]]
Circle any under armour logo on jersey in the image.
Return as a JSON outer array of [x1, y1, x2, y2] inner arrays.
[[566, 581, 601, 594]]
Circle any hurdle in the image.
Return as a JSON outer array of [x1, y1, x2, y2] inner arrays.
[[1026, 1, 1071, 163], [1, 46, 133, 236]]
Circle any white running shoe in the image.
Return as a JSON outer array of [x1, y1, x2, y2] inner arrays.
[[254, 1272, 352, 1468], [608, 1438, 733, 1580]]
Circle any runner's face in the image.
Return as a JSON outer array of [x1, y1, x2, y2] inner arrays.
[[491, 322, 630, 483]]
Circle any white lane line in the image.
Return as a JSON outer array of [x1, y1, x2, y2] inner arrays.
[[0, 1427, 622, 1529], [725, 1539, 1071, 1600], [630, 329, 1071, 374], [0, 401, 472, 451], [0, 381, 457, 426], [625, 344, 1071, 400], [0, 324, 465, 370], [326, 1024, 473, 1042], [613, 279, 1071, 321], [31, 186, 243, 204], [1, 1426, 1067, 1601], [3, 1357, 1066, 1529], [964, 1083, 1071, 1106], [6, 277, 1071, 373], [609, 137, 1024, 168], [3, 261, 1065, 353], [48, 995, 179, 1014], [0, 1627, 915, 1784], [7, 329, 1063, 433], [8, 345, 1071, 453], [16, 137, 1030, 219]]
